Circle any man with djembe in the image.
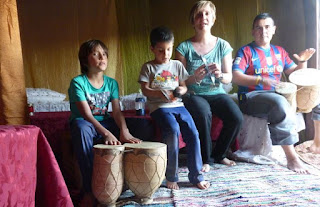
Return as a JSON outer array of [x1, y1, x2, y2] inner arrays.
[[232, 13, 315, 174]]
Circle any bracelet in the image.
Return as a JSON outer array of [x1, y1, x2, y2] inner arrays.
[[195, 75, 202, 85], [218, 73, 224, 81], [299, 60, 306, 63], [255, 76, 261, 85]]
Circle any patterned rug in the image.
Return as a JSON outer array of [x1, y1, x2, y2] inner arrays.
[[117, 162, 320, 206], [295, 140, 320, 170]]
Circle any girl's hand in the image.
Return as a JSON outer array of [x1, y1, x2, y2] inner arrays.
[[103, 132, 121, 145], [120, 129, 141, 144]]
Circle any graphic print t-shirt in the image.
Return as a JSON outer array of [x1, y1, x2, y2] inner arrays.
[[138, 60, 189, 113], [68, 74, 119, 121]]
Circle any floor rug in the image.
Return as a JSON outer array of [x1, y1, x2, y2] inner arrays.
[[295, 140, 320, 170], [117, 162, 320, 206]]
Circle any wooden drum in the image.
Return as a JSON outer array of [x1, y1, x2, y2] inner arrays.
[[124, 141, 167, 204], [92, 144, 125, 207], [275, 81, 297, 112], [289, 68, 320, 113]]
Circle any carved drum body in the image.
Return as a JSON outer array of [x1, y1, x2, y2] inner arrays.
[[124, 142, 167, 204], [289, 68, 320, 113], [92, 144, 125, 207]]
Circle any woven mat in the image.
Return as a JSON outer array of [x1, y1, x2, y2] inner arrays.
[[295, 140, 320, 170], [117, 162, 320, 206]]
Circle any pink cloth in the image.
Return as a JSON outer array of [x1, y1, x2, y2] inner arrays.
[[0, 125, 73, 207]]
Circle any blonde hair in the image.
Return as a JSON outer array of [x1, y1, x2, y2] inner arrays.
[[189, 0, 216, 25]]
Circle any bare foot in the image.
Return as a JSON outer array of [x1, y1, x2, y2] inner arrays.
[[220, 158, 236, 166], [196, 181, 210, 190], [201, 164, 210, 172], [309, 142, 320, 154], [287, 158, 309, 174], [167, 181, 179, 190], [80, 192, 96, 207]]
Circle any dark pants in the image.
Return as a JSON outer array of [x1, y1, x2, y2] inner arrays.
[[70, 118, 119, 193], [183, 94, 243, 164]]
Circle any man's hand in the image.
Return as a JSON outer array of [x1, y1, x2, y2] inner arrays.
[[293, 48, 316, 62]]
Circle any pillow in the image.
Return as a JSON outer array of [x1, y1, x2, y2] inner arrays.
[[26, 88, 66, 103]]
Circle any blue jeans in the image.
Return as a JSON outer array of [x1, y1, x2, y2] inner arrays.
[[239, 90, 298, 145], [150, 107, 204, 185], [70, 118, 119, 193]]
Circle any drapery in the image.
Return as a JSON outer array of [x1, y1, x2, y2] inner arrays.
[[0, 0, 317, 124], [0, 0, 27, 125]]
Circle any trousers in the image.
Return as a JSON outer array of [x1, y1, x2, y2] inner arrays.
[[183, 93, 243, 164], [239, 90, 298, 145], [150, 107, 204, 185], [70, 118, 119, 193]]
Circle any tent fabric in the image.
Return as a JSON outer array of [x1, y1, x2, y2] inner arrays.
[[0, 0, 27, 125], [0, 0, 317, 124]]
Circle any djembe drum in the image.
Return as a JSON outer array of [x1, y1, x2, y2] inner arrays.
[[289, 68, 320, 113], [124, 141, 167, 204], [92, 144, 125, 207], [275, 81, 297, 112]]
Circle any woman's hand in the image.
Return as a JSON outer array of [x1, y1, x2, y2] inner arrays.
[[293, 48, 316, 62], [208, 63, 222, 78], [194, 65, 207, 82]]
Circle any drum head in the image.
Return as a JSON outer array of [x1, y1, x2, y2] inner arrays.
[[275, 82, 297, 94], [289, 68, 320, 86], [124, 141, 166, 149], [93, 144, 125, 151]]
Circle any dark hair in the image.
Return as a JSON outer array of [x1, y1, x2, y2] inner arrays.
[[150, 26, 174, 47], [252, 13, 275, 29], [78, 39, 109, 74]]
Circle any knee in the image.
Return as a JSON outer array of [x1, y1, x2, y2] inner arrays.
[[184, 97, 211, 118], [234, 112, 244, 127]]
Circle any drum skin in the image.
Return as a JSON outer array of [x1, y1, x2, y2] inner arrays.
[[124, 142, 167, 203], [92, 144, 125, 206], [275, 82, 297, 112], [289, 68, 320, 113]]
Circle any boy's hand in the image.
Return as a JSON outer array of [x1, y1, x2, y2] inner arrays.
[[161, 89, 176, 102], [173, 87, 183, 98]]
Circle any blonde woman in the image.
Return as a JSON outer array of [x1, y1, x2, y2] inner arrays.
[[176, 1, 243, 172]]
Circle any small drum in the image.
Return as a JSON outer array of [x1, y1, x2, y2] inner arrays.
[[275, 82, 297, 112], [124, 141, 167, 204], [92, 144, 125, 207], [289, 68, 320, 113]]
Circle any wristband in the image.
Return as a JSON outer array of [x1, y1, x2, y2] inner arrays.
[[255, 76, 261, 85], [299, 60, 306, 63]]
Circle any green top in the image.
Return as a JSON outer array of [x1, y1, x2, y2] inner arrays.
[[176, 38, 233, 95]]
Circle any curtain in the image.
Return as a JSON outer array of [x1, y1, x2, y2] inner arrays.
[[0, 0, 27, 125], [0, 0, 316, 126]]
